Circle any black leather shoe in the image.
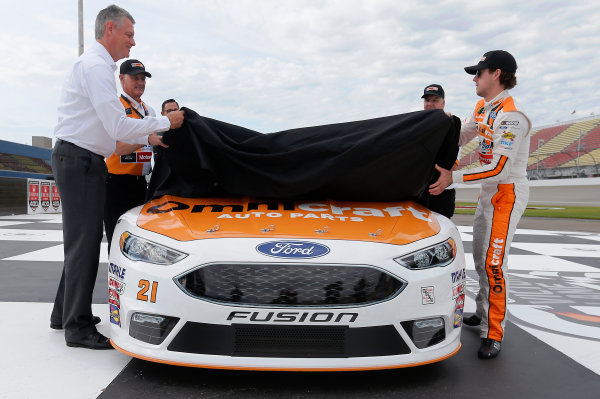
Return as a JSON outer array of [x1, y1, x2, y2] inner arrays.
[[463, 314, 481, 326], [478, 338, 501, 359], [51, 316, 101, 330], [66, 331, 114, 350]]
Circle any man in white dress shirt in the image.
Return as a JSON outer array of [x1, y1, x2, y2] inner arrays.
[[50, 4, 184, 349]]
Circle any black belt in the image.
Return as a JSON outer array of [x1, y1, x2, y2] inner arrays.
[[107, 173, 147, 181], [55, 139, 104, 161]]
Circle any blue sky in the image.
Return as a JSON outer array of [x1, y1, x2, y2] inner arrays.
[[1, 0, 599, 145]]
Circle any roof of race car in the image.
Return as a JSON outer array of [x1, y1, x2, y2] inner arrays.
[[136, 196, 440, 245]]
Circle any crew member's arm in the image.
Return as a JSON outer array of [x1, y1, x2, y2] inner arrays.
[[84, 64, 184, 141], [429, 112, 530, 194], [459, 114, 478, 146]]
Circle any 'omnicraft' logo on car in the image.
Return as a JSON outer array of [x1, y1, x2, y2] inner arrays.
[[256, 241, 330, 259]]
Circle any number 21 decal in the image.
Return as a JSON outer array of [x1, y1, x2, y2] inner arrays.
[[137, 280, 158, 303]]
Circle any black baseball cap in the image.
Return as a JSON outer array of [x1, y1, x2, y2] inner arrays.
[[421, 84, 445, 99], [120, 59, 152, 77], [464, 50, 517, 75]]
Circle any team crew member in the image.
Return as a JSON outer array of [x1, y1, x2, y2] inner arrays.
[[50, 5, 184, 350], [161, 98, 180, 115], [104, 59, 165, 253], [421, 84, 457, 218], [429, 50, 531, 359]]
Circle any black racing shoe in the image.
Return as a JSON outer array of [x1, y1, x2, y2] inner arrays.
[[50, 316, 101, 330], [463, 314, 481, 326], [478, 338, 501, 359]]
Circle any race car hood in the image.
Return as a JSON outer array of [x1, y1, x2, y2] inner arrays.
[[136, 196, 441, 245]]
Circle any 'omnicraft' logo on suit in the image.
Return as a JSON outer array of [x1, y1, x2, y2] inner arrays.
[[256, 241, 330, 259]]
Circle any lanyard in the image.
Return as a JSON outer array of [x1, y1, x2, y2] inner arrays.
[[121, 95, 148, 119]]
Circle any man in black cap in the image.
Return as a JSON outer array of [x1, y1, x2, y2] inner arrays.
[[421, 84, 456, 218], [429, 50, 531, 359], [104, 59, 167, 253], [422, 84, 445, 111]]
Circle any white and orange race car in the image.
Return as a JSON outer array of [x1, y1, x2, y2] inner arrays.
[[108, 196, 466, 371]]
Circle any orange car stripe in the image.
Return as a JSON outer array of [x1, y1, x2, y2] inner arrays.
[[484, 183, 516, 341], [463, 155, 508, 182], [111, 340, 461, 372]]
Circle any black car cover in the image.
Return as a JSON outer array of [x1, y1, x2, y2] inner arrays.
[[146, 107, 460, 202]]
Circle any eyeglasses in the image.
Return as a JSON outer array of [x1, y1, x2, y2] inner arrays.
[[475, 69, 487, 78]]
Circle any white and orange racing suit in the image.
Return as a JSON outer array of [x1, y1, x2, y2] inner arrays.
[[453, 89, 531, 342]]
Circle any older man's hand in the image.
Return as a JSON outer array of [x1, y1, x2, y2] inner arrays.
[[148, 132, 168, 148], [167, 110, 184, 129], [429, 164, 453, 195]]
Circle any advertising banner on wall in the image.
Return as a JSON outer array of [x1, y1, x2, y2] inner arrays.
[[51, 182, 61, 212], [28, 179, 40, 214], [27, 179, 61, 214]]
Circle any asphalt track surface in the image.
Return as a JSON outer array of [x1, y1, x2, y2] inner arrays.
[[1, 214, 599, 398]]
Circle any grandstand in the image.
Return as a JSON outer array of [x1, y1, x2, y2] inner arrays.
[[459, 115, 600, 179], [0, 140, 53, 179], [0, 140, 53, 215]]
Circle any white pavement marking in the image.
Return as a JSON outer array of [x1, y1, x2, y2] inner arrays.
[[0, 229, 64, 242], [456, 226, 473, 233], [0, 302, 130, 399], [0, 214, 62, 221], [571, 235, 600, 243], [504, 255, 598, 272], [0, 221, 30, 227], [4, 243, 109, 263], [514, 322, 600, 376], [459, 232, 472, 242], [511, 242, 600, 257]]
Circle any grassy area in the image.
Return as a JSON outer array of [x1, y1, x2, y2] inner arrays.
[[455, 202, 600, 219]]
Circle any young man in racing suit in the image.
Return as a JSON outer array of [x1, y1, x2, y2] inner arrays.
[[429, 50, 531, 359]]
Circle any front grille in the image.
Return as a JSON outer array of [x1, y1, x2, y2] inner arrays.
[[234, 324, 346, 356], [176, 263, 404, 306], [167, 322, 411, 358]]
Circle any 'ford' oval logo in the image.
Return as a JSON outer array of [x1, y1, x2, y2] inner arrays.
[[256, 241, 330, 259]]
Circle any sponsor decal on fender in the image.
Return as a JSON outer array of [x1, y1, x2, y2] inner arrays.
[[452, 282, 465, 299], [108, 289, 120, 307], [110, 304, 121, 327], [451, 268, 466, 284], [109, 277, 126, 295], [256, 241, 330, 259], [454, 293, 465, 328], [109, 262, 126, 280], [421, 286, 435, 305]]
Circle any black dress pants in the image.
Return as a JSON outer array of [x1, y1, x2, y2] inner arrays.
[[103, 173, 147, 253], [50, 140, 107, 341]]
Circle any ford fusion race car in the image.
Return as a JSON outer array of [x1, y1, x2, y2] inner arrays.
[[108, 196, 466, 371]]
